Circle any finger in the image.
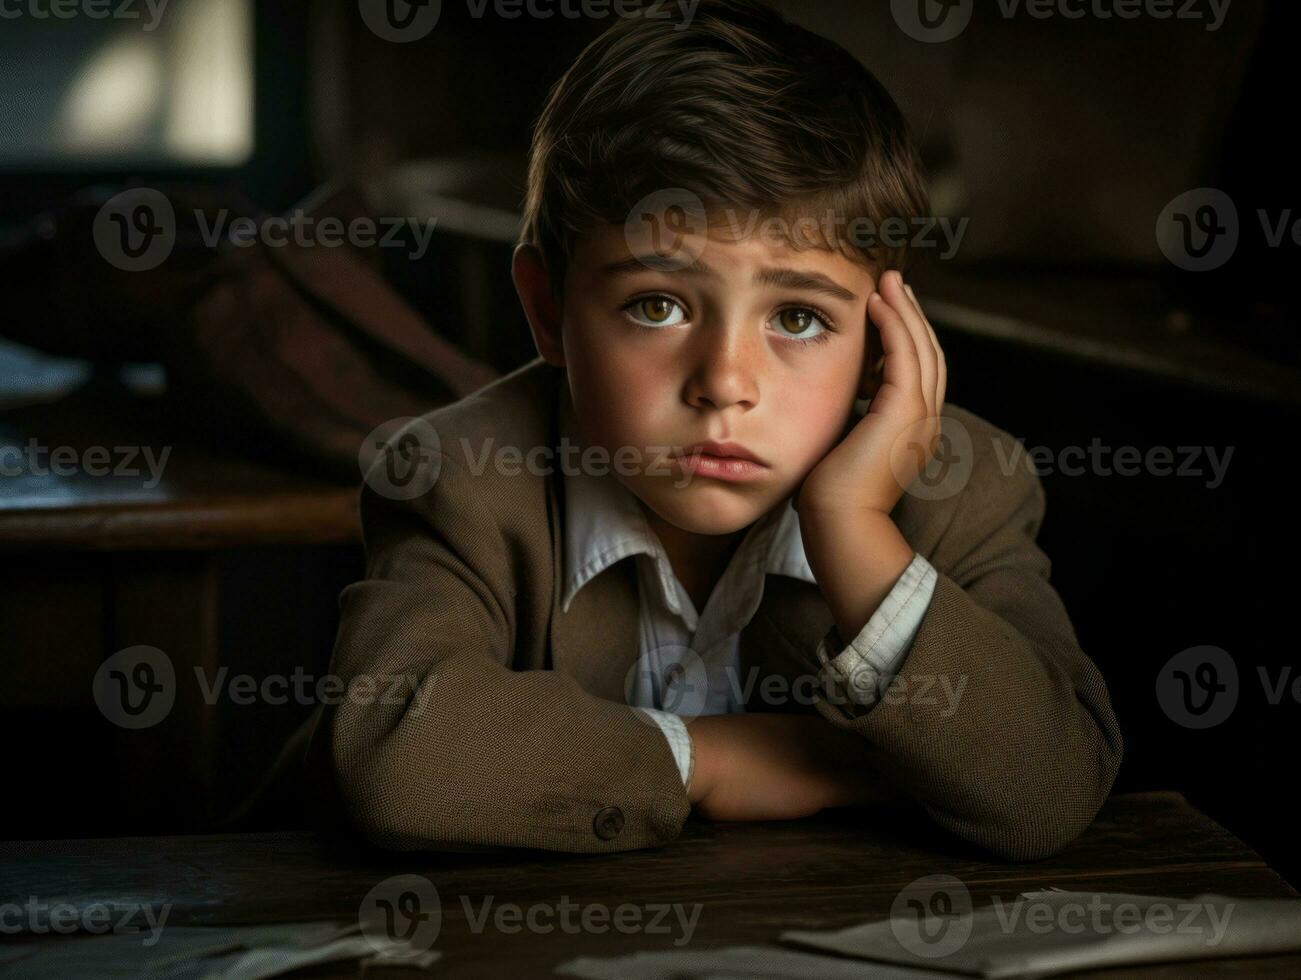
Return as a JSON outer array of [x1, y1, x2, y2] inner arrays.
[[904, 282, 947, 413], [881, 271, 933, 412], [898, 274, 938, 417], [883, 271, 935, 417], [858, 294, 884, 401], [867, 288, 920, 399]]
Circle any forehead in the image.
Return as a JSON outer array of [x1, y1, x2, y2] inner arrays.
[[572, 220, 877, 292]]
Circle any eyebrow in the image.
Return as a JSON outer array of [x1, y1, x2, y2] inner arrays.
[[600, 255, 860, 304]]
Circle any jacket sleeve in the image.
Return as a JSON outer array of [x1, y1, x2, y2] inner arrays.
[[808, 450, 1123, 862], [324, 448, 690, 853]]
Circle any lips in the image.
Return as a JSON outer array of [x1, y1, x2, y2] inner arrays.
[[676, 440, 768, 466]]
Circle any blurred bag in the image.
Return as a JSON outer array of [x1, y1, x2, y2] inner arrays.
[[0, 181, 498, 477]]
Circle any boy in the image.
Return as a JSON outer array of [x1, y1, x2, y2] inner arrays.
[[318, 0, 1122, 861]]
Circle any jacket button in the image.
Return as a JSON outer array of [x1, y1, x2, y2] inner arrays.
[[593, 806, 625, 840]]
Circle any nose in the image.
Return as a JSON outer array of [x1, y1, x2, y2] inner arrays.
[[682, 314, 760, 413]]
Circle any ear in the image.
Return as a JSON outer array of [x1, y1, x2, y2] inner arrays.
[[512, 243, 565, 367]]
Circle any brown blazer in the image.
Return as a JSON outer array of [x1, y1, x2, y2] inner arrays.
[[313, 356, 1122, 861]]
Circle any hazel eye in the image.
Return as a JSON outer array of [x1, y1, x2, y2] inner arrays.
[[769, 306, 829, 341], [623, 295, 686, 328]]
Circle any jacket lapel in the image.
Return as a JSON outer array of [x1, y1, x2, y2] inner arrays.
[[738, 575, 834, 712], [549, 553, 643, 702], [543, 377, 643, 702]]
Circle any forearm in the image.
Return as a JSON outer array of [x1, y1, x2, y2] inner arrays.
[[685, 712, 903, 820], [799, 506, 914, 643]]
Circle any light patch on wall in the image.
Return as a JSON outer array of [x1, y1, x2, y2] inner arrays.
[[51, 0, 253, 165], [57, 35, 163, 155], [166, 0, 254, 164]]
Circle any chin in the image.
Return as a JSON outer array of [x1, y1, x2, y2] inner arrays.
[[639, 483, 771, 536]]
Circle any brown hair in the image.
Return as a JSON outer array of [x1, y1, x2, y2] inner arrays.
[[521, 0, 931, 302]]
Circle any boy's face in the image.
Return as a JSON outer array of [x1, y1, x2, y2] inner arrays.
[[559, 221, 876, 537]]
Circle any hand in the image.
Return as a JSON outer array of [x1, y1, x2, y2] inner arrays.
[[687, 713, 900, 822], [797, 269, 948, 518]]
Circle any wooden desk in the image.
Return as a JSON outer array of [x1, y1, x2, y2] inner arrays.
[[1, 793, 1297, 978]]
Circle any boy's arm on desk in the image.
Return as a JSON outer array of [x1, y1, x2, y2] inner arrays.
[[797, 449, 1125, 862], [320, 454, 691, 854]]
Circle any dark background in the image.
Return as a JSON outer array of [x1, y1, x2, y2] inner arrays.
[[1, 0, 1297, 885]]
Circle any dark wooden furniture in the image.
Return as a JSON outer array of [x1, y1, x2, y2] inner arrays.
[[0, 364, 362, 837], [1, 792, 1297, 978]]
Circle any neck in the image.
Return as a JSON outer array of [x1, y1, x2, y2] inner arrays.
[[639, 503, 747, 613]]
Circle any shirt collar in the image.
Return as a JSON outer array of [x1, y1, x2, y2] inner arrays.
[[557, 383, 816, 617]]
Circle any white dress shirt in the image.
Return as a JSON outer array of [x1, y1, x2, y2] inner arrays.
[[558, 398, 938, 793]]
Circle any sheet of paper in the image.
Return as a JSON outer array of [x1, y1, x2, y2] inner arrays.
[[780, 888, 1301, 978], [0, 921, 440, 980]]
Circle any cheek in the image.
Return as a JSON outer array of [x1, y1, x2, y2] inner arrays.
[[777, 386, 854, 468], [774, 349, 861, 464], [567, 327, 676, 447]]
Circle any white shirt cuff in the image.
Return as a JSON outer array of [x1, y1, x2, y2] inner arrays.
[[813, 552, 938, 711], [635, 706, 694, 789]]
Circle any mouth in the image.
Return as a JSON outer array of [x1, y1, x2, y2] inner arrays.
[[671, 440, 770, 483]]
